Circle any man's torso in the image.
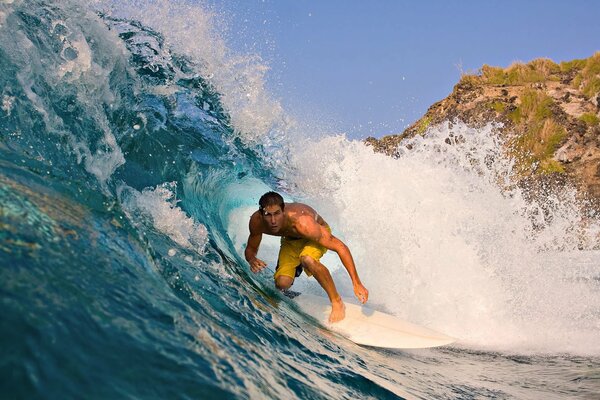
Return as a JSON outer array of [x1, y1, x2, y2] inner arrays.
[[255, 203, 328, 239]]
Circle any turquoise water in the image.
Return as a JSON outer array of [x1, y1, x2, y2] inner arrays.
[[1, 1, 599, 398]]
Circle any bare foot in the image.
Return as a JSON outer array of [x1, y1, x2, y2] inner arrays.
[[329, 298, 346, 323]]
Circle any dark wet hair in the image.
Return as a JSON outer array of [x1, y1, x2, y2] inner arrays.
[[259, 191, 284, 212]]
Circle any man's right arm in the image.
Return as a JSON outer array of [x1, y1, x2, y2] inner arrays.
[[245, 214, 267, 273]]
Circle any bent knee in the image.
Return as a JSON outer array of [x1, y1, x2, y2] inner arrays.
[[300, 255, 319, 272], [275, 276, 294, 290], [300, 255, 314, 266]]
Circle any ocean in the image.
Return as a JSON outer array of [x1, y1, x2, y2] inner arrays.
[[1, 1, 599, 398]]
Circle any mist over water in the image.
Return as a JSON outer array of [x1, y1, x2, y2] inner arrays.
[[2, 0, 599, 398]]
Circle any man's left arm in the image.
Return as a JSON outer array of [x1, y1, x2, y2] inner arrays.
[[311, 224, 369, 304]]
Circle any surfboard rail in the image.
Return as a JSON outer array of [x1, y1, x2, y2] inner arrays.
[[292, 293, 455, 349]]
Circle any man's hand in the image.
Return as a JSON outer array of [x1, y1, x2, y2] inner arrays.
[[249, 257, 267, 273], [353, 283, 369, 304]]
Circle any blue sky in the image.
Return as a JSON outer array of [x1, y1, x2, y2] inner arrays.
[[207, 0, 600, 139]]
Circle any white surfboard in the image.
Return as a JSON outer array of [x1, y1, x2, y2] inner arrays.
[[292, 293, 454, 349]]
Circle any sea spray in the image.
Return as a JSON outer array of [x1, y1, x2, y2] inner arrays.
[[0, 0, 129, 188], [94, 0, 292, 146], [118, 182, 209, 252], [283, 122, 600, 354]]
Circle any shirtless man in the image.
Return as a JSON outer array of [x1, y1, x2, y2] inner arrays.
[[245, 191, 369, 322]]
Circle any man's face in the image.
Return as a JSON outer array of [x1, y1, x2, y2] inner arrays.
[[262, 204, 284, 233]]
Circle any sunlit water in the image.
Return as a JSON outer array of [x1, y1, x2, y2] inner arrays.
[[1, 1, 599, 398]]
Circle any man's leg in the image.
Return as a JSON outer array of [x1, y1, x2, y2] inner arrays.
[[274, 239, 298, 291], [275, 275, 294, 290], [300, 255, 345, 322]]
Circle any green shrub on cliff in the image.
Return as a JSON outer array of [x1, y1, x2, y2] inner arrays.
[[508, 90, 553, 124], [476, 59, 560, 86], [571, 52, 600, 99], [508, 90, 566, 174], [582, 77, 600, 99], [579, 112, 600, 126], [560, 58, 587, 73], [464, 53, 600, 92], [513, 119, 566, 174], [480, 65, 507, 85], [490, 101, 506, 113], [540, 159, 565, 174], [416, 116, 432, 135], [530, 58, 561, 72]]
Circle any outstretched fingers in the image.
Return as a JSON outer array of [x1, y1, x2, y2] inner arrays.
[[250, 258, 267, 273]]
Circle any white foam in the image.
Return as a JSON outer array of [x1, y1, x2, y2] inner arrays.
[[56, 33, 93, 80], [119, 182, 209, 253], [1, 94, 14, 115], [283, 122, 600, 355], [0, 9, 8, 28], [94, 0, 291, 145], [1, 6, 128, 187]]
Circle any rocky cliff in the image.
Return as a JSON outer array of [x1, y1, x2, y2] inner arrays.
[[366, 52, 600, 210]]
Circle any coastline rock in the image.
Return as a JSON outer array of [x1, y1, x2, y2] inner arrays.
[[366, 53, 600, 210]]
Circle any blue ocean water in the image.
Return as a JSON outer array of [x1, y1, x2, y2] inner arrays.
[[1, 1, 599, 399]]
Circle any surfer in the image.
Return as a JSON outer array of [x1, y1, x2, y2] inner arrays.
[[245, 191, 369, 322]]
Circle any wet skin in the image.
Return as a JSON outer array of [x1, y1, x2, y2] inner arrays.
[[245, 202, 368, 322]]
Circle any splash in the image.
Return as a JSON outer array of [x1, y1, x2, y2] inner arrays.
[[0, 0, 127, 187], [283, 122, 600, 355], [94, 0, 292, 145], [118, 182, 209, 252]]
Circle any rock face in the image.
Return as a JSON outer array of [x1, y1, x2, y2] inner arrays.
[[366, 53, 600, 209]]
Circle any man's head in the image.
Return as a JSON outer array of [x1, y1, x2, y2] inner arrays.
[[259, 191, 285, 233]]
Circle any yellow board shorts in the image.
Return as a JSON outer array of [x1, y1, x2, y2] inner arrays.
[[274, 226, 330, 281]]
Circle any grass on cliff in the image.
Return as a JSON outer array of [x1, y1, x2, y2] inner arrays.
[[463, 58, 561, 86], [512, 119, 566, 174], [453, 53, 600, 175], [559, 58, 588, 73], [460, 52, 600, 98], [490, 100, 506, 113], [508, 90, 553, 124], [579, 112, 600, 126], [508, 90, 566, 174], [562, 52, 600, 99], [416, 116, 432, 135], [576, 52, 600, 99]]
